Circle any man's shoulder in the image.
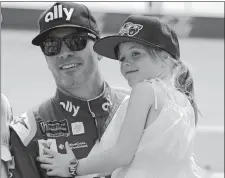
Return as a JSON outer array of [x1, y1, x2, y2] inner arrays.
[[9, 97, 54, 146], [9, 111, 37, 146], [32, 97, 54, 115]]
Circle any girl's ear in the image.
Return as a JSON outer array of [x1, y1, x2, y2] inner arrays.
[[161, 51, 171, 67], [162, 51, 170, 62]]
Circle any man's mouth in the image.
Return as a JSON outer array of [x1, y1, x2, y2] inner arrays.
[[60, 63, 81, 70]]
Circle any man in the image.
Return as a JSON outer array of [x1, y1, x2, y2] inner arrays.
[[10, 2, 129, 178]]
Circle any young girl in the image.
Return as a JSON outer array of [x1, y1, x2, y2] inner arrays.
[[38, 15, 205, 178]]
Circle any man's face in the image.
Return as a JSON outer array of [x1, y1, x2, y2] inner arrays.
[[43, 27, 100, 89]]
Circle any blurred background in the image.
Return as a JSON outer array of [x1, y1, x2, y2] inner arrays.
[[1, 2, 224, 177]]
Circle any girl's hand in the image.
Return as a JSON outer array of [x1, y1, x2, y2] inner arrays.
[[37, 142, 75, 177]]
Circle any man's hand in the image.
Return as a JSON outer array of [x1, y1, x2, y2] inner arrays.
[[37, 142, 75, 177]]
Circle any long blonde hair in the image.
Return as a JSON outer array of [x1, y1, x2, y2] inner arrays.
[[146, 47, 200, 125], [1, 93, 13, 145]]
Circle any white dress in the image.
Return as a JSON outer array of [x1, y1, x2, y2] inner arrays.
[[90, 78, 205, 178]]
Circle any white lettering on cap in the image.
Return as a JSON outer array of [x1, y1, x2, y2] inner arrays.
[[45, 4, 74, 23]]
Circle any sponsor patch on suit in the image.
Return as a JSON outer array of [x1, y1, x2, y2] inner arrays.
[[38, 119, 70, 137], [71, 122, 85, 135], [38, 139, 58, 156]]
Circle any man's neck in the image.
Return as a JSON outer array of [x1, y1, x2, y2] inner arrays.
[[57, 74, 105, 100]]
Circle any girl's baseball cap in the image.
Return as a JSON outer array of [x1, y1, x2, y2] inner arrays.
[[94, 15, 180, 60], [32, 2, 100, 46]]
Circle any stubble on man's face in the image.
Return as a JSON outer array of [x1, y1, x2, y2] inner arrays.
[[43, 27, 100, 90], [46, 41, 99, 90]]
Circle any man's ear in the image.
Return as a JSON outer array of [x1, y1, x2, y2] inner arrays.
[[97, 54, 103, 61]]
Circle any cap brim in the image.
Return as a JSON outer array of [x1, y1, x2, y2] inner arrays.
[[1, 145, 12, 162], [94, 35, 163, 60], [32, 24, 99, 46]]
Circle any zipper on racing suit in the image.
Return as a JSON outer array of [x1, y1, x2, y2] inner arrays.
[[87, 101, 102, 142]]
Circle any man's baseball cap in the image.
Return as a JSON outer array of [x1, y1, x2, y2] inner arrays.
[[32, 2, 100, 46], [94, 15, 180, 60]]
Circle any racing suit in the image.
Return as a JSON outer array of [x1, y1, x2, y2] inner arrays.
[[10, 83, 129, 178]]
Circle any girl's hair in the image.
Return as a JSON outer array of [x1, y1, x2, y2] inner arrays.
[[173, 60, 200, 125], [146, 47, 200, 125], [1, 93, 13, 144]]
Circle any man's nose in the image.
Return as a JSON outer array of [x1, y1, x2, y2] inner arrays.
[[58, 42, 74, 60]]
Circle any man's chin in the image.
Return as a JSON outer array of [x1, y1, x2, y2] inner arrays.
[[58, 78, 77, 89]]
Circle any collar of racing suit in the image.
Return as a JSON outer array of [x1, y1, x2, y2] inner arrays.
[[54, 82, 113, 141]]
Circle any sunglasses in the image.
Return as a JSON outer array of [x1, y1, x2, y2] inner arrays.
[[41, 32, 97, 56]]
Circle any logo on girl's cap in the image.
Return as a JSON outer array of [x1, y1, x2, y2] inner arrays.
[[119, 22, 143, 37]]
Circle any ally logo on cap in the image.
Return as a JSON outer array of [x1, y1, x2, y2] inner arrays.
[[119, 22, 143, 37], [45, 4, 75, 22]]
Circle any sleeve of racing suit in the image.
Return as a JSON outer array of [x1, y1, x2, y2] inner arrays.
[[9, 127, 42, 178], [9, 110, 37, 147]]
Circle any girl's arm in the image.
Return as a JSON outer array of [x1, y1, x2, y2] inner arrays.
[[77, 81, 155, 175]]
